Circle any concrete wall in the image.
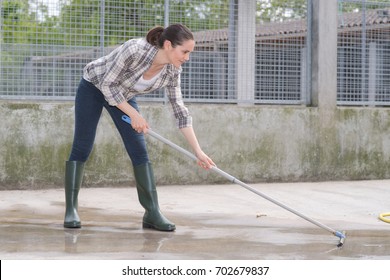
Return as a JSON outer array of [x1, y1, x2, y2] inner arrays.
[[2, 101, 390, 190]]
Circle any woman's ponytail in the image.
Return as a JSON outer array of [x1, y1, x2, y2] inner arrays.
[[146, 26, 164, 47], [146, 24, 193, 48]]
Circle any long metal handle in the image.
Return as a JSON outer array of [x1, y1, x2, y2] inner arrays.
[[151, 128, 337, 234], [121, 115, 346, 243]]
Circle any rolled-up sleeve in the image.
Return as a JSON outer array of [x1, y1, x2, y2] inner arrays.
[[166, 75, 192, 129]]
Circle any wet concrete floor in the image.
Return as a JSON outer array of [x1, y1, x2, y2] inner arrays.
[[0, 180, 389, 260]]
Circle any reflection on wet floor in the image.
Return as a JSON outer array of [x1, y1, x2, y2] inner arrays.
[[1, 183, 390, 260], [1, 216, 389, 260]]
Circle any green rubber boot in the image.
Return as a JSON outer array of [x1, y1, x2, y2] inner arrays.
[[134, 162, 176, 231], [64, 161, 85, 228]]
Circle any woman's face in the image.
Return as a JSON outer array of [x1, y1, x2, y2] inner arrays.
[[166, 39, 195, 68]]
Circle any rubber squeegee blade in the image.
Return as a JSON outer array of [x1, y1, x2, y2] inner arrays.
[[336, 231, 346, 248]]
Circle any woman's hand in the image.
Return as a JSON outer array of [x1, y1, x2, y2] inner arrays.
[[131, 113, 149, 134], [117, 101, 149, 134], [180, 126, 216, 170], [195, 150, 215, 170]]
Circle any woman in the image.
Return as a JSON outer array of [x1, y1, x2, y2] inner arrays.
[[64, 24, 215, 232]]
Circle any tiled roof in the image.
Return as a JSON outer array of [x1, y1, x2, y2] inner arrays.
[[194, 9, 390, 43], [340, 8, 389, 27]]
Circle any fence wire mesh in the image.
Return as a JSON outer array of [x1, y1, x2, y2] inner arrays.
[[337, 0, 390, 106], [0, 1, 389, 106]]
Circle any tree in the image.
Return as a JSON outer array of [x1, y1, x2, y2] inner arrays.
[[1, 0, 64, 45], [2, 0, 390, 46], [257, 0, 307, 23], [168, 0, 230, 31], [1, 0, 33, 44], [56, 0, 232, 46]]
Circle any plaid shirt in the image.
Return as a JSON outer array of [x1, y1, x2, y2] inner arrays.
[[83, 38, 192, 128]]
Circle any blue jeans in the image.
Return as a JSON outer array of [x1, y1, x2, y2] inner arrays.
[[68, 78, 149, 166]]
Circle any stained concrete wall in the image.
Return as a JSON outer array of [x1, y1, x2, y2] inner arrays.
[[1, 101, 390, 190]]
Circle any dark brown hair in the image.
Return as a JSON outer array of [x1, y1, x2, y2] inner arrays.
[[146, 24, 194, 48]]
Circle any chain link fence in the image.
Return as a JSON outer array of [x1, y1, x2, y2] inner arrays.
[[0, 0, 389, 105]]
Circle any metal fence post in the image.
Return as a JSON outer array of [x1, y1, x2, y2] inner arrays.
[[236, 0, 256, 104]]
